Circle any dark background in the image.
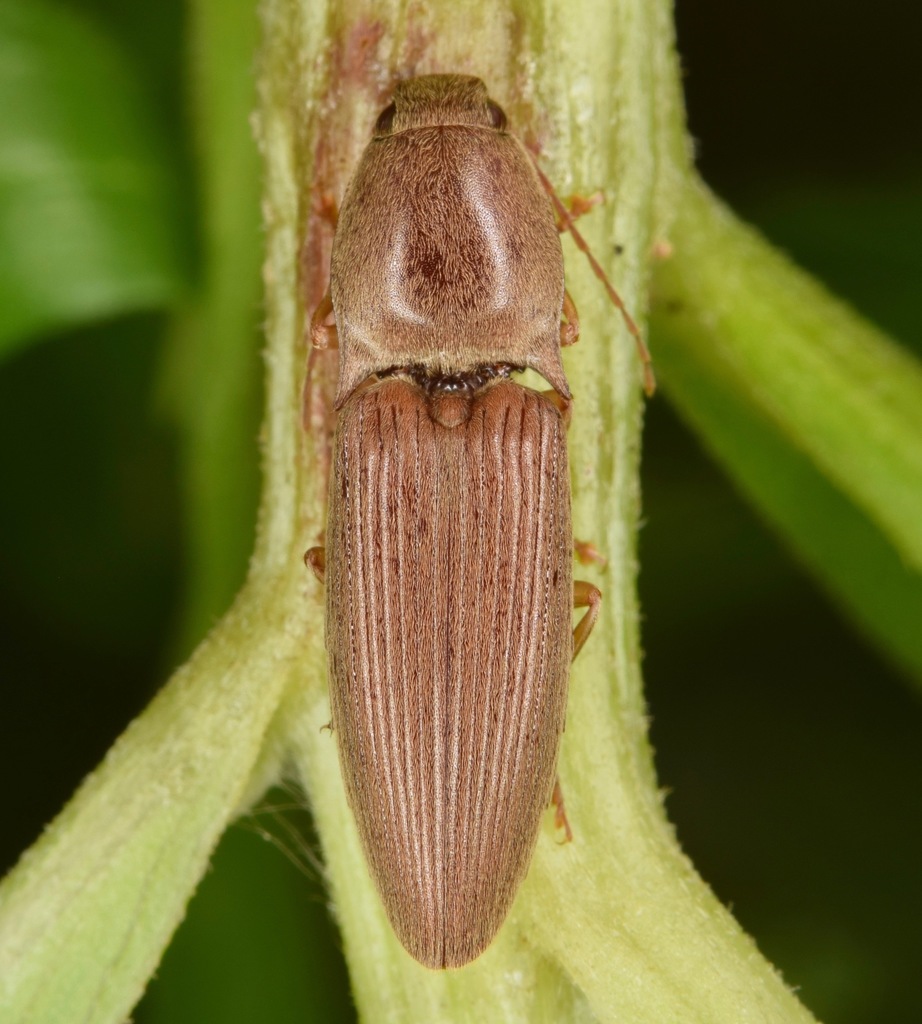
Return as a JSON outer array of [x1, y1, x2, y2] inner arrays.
[[1, 1, 919, 1021]]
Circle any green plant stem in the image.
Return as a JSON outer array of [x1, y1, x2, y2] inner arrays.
[[0, 577, 304, 1024], [0, 0, 853, 1021], [258, 1, 818, 1021], [652, 179, 922, 575], [159, 0, 265, 648], [650, 179, 922, 680]]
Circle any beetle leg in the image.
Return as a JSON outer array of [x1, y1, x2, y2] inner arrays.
[[551, 777, 573, 843], [304, 545, 326, 584], [317, 191, 339, 228], [309, 290, 338, 350], [572, 580, 602, 659], [574, 538, 607, 568], [306, 544, 333, 737], [529, 157, 656, 396], [307, 192, 339, 349], [560, 288, 580, 347], [554, 190, 605, 232]]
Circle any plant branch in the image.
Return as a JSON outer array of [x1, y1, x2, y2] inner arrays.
[[0, 0, 865, 1021], [258, 1, 819, 1021], [650, 179, 922, 681]]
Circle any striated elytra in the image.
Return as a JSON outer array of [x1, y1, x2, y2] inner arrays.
[[307, 74, 602, 969]]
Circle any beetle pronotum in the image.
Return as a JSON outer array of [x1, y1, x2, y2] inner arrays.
[[307, 74, 646, 969]]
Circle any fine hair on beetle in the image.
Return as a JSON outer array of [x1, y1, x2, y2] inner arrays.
[[307, 73, 647, 969]]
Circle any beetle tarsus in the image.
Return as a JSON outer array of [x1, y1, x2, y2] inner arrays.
[[572, 580, 602, 659], [574, 539, 607, 568], [305, 545, 326, 584], [551, 777, 574, 844], [310, 290, 338, 350], [316, 191, 339, 229], [554, 190, 605, 232], [560, 288, 580, 347]]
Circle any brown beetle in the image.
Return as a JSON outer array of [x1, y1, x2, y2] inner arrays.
[[307, 74, 605, 969]]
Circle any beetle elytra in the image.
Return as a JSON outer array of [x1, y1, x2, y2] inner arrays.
[[307, 74, 618, 969]]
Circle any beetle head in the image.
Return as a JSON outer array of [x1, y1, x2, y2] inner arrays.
[[374, 75, 508, 137]]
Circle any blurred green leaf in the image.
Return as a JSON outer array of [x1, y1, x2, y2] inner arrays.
[[650, 331, 922, 679], [651, 182, 922, 682], [0, 0, 187, 356]]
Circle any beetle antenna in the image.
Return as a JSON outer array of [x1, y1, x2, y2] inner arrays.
[[530, 159, 656, 396]]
